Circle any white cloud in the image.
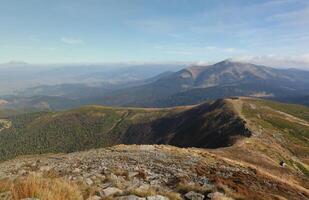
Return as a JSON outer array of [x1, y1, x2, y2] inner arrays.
[[234, 54, 309, 69], [160, 45, 244, 57], [61, 37, 84, 45]]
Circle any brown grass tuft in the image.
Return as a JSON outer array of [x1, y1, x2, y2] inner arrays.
[[0, 178, 12, 193], [128, 187, 156, 197], [159, 191, 182, 200], [11, 175, 83, 200], [176, 182, 212, 194]]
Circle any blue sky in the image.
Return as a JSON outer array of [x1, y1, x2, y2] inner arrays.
[[1, 0, 309, 66]]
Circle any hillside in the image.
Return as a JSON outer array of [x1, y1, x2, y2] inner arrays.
[[211, 97, 309, 191], [0, 98, 308, 199], [0, 145, 307, 200], [0, 99, 250, 161]]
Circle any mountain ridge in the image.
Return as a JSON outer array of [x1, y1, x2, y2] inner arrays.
[[2, 60, 309, 110], [0, 97, 308, 199], [96, 60, 309, 107]]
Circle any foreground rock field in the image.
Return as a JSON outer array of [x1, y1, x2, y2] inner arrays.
[[0, 145, 307, 200]]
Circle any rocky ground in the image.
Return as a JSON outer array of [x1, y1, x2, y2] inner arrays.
[[0, 145, 308, 200]]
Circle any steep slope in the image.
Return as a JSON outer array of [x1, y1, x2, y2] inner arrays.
[[0, 99, 250, 161], [99, 60, 309, 107], [121, 99, 250, 148], [213, 97, 309, 189]]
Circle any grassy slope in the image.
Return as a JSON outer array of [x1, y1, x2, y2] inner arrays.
[[241, 98, 309, 161], [1, 97, 308, 183], [214, 97, 309, 189], [0, 105, 183, 161], [0, 99, 251, 161]]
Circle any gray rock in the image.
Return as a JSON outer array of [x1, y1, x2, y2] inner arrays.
[[85, 177, 94, 185], [185, 191, 204, 200], [117, 195, 146, 200], [146, 195, 169, 200], [73, 168, 81, 173], [207, 192, 233, 200], [101, 187, 123, 197], [128, 171, 139, 178]]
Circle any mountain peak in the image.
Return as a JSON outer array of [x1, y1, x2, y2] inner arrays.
[[214, 59, 249, 66]]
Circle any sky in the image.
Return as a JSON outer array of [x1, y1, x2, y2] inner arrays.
[[1, 0, 309, 67]]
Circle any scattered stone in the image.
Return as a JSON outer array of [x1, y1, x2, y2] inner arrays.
[[207, 192, 233, 200], [184, 191, 204, 200], [0, 145, 304, 200], [101, 187, 123, 197], [139, 145, 155, 151], [85, 177, 94, 185], [39, 165, 51, 171], [117, 195, 146, 200], [146, 195, 169, 200], [73, 168, 82, 173], [18, 169, 28, 176], [110, 173, 118, 180], [101, 182, 112, 189], [128, 171, 139, 178]]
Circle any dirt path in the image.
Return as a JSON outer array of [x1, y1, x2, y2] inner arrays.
[[265, 107, 309, 127]]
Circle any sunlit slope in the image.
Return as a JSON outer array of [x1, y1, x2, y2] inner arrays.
[[214, 97, 309, 188]]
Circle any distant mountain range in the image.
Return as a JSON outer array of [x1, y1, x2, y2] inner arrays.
[[95, 60, 309, 107], [1, 60, 309, 110], [0, 63, 184, 95]]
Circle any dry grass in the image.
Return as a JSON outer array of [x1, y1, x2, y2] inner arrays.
[[11, 175, 83, 200], [109, 167, 129, 179], [210, 192, 234, 200], [176, 182, 211, 194], [128, 187, 156, 197], [159, 191, 182, 200], [0, 178, 12, 193]]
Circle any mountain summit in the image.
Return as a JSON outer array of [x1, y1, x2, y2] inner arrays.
[[2, 60, 309, 110], [98, 60, 309, 107]]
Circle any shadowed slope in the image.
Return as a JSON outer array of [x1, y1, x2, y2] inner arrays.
[[0, 99, 250, 161]]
